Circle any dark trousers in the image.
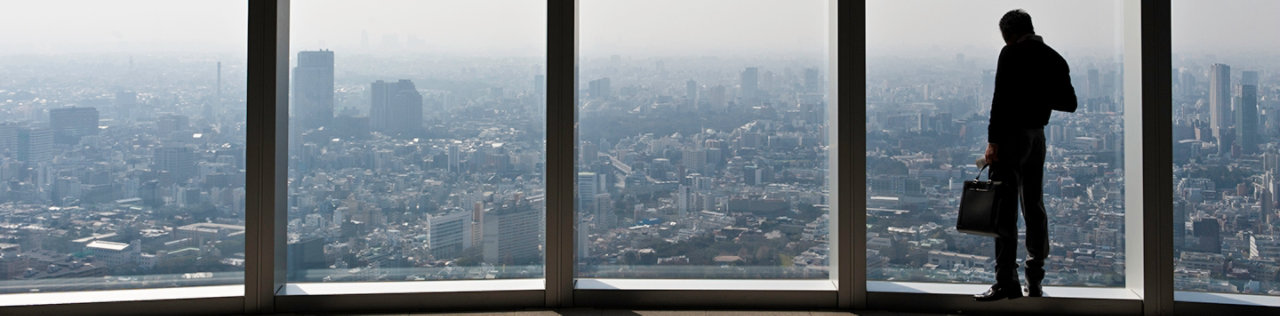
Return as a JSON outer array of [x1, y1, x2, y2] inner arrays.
[[990, 128, 1049, 286]]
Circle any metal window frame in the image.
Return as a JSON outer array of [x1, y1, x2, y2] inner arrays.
[[6, 0, 1280, 315]]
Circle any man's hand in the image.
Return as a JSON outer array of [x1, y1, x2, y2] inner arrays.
[[984, 143, 999, 164]]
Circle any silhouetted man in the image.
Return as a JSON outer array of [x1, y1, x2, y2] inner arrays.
[[976, 9, 1076, 301]]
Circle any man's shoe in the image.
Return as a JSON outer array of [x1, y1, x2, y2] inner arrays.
[[975, 284, 1023, 301], [1026, 282, 1043, 297]]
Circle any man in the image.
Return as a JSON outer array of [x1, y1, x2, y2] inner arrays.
[[976, 9, 1077, 301]]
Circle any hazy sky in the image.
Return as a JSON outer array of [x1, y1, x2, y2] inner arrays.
[[1, 1, 1275, 58], [868, 0, 1280, 59], [1171, 0, 1280, 55], [0, 0, 247, 55], [578, 0, 829, 58], [867, 0, 1123, 59], [291, 0, 546, 57]]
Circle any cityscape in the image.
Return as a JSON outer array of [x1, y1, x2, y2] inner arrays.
[[2, 0, 1276, 300]]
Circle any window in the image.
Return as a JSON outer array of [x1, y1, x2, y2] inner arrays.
[[1173, 0, 1280, 298], [866, 0, 1130, 288], [575, 0, 833, 280], [0, 1, 247, 294], [285, 0, 547, 285]]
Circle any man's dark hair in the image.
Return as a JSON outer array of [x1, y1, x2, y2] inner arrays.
[[999, 9, 1035, 43]]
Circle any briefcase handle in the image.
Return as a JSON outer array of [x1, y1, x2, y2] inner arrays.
[[974, 165, 992, 181]]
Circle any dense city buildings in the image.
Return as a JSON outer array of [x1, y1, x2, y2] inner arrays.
[[0, 54, 248, 293], [867, 53, 1128, 287], [1173, 57, 1280, 295]]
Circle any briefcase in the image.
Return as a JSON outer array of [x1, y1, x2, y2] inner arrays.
[[956, 166, 1001, 237]]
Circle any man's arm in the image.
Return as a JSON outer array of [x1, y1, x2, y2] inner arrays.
[[1052, 56, 1078, 112]]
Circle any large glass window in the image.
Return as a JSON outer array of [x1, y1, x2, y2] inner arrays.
[[575, 0, 833, 279], [286, 0, 547, 284], [0, 1, 247, 293], [866, 0, 1129, 287], [1173, 0, 1280, 297]]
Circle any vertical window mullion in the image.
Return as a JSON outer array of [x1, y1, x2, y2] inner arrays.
[[545, 0, 578, 307], [1138, 0, 1174, 314], [844, 0, 866, 310], [245, 0, 289, 313]]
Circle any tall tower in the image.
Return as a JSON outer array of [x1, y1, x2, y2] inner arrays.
[[294, 50, 335, 130], [740, 67, 759, 104], [804, 68, 821, 93], [1238, 71, 1260, 154], [1209, 63, 1231, 143], [686, 80, 698, 110], [577, 172, 597, 212], [206, 61, 220, 121], [370, 79, 423, 136]]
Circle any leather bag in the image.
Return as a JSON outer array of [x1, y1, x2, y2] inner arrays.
[[956, 165, 1001, 237]]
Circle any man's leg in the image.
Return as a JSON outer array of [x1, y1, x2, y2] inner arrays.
[[1021, 130, 1049, 295], [975, 157, 1025, 301]]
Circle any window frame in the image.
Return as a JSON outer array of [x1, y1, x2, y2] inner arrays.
[[2, 0, 1279, 315]]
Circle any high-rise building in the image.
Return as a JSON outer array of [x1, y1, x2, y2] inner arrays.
[[709, 85, 727, 109], [154, 145, 196, 181], [0, 123, 17, 156], [49, 107, 99, 144], [286, 237, 325, 281], [1087, 68, 1100, 100], [589, 77, 611, 100], [429, 211, 473, 260], [804, 68, 821, 93], [115, 91, 138, 121], [1209, 63, 1231, 142], [578, 172, 597, 212], [17, 127, 54, 165], [741, 67, 759, 103], [482, 200, 543, 265], [294, 50, 335, 130], [1238, 77, 1259, 154], [370, 79, 423, 136], [1193, 217, 1222, 254], [686, 80, 699, 110]]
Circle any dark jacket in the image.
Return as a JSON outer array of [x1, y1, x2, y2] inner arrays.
[[988, 35, 1077, 145]]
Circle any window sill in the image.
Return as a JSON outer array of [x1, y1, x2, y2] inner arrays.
[[868, 281, 1141, 300], [282, 278, 544, 296], [1176, 291, 1280, 307], [575, 279, 837, 291], [0, 285, 242, 307]]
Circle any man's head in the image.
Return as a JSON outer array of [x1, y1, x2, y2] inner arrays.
[[999, 9, 1035, 45]]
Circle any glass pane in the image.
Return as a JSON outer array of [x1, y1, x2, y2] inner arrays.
[[575, 0, 833, 279], [866, 1, 1128, 287], [1173, 0, 1280, 296], [0, 1, 246, 293], [287, 0, 547, 283]]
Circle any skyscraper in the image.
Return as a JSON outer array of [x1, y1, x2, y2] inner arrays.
[[154, 145, 196, 182], [48, 107, 99, 144], [482, 199, 543, 265], [429, 211, 473, 260], [577, 172, 597, 212], [686, 79, 699, 110], [370, 79, 423, 136], [1209, 63, 1231, 143], [741, 67, 759, 103], [804, 68, 821, 93], [17, 127, 54, 165], [589, 77, 611, 100], [1238, 71, 1259, 154], [294, 50, 335, 130]]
